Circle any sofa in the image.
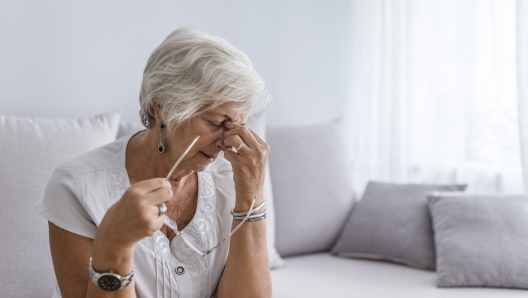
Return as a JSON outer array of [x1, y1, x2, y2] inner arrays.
[[1, 111, 526, 297]]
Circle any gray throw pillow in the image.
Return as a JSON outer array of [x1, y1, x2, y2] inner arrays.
[[0, 112, 120, 298], [428, 193, 528, 288], [332, 182, 466, 270], [267, 121, 356, 256]]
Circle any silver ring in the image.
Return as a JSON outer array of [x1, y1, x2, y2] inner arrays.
[[236, 142, 247, 151], [158, 203, 167, 217]]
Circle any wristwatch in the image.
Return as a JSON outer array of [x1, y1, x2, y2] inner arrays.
[[88, 257, 134, 292]]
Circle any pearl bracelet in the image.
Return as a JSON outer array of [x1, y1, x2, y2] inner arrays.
[[230, 201, 266, 217]]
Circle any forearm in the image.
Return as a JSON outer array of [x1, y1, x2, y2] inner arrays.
[[216, 198, 272, 298], [86, 234, 137, 297]]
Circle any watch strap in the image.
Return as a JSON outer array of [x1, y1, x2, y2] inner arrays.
[[88, 257, 134, 291]]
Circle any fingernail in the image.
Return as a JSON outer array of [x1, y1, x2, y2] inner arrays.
[[223, 131, 228, 137]]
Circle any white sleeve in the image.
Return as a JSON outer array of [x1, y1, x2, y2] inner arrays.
[[35, 166, 97, 239]]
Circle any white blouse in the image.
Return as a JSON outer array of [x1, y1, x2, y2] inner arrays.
[[35, 135, 236, 298]]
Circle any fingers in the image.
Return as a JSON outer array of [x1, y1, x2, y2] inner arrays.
[[133, 178, 172, 194], [145, 204, 169, 221], [142, 205, 166, 234], [222, 142, 243, 160], [125, 178, 173, 207], [223, 121, 260, 147], [223, 134, 247, 154], [129, 186, 172, 220], [246, 127, 266, 144], [222, 121, 271, 161], [152, 215, 165, 232], [144, 185, 173, 205]]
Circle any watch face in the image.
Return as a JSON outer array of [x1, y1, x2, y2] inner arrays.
[[97, 274, 122, 292]]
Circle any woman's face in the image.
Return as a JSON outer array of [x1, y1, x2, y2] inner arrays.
[[167, 101, 248, 172]]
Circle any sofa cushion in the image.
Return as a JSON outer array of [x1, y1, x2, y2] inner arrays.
[[271, 253, 528, 298], [332, 182, 466, 270], [117, 121, 145, 139], [267, 121, 355, 256], [0, 112, 120, 298], [116, 112, 284, 268], [428, 193, 528, 289]]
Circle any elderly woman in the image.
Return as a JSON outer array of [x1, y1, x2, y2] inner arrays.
[[36, 28, 272, 298]]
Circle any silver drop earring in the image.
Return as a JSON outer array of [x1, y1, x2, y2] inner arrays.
[[158, 122, 166, 154]]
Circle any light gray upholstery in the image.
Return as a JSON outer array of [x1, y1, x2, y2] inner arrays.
[[271, 253, 528, 297], [0, 112, 120, 298], [267, 121, 355, 256], [428, 194, 528, 289]]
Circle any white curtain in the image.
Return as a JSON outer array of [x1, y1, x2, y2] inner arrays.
[[518, 0, 528, 193], [347, 0, 523, 194]]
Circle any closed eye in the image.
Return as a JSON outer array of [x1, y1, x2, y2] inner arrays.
[[209, 121, 223, 127], [201, 116, 223, 128], [208, 120, 227, 129]]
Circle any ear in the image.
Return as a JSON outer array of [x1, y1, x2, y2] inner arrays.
[[153, 102, 163, 127]]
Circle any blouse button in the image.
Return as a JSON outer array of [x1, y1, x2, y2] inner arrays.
[[175, 266, 185, 275]]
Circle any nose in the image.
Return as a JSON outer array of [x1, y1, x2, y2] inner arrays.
[[214, 138, 226, 151], [214, 128, 228, 151]]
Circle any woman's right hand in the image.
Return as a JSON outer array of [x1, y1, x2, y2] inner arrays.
[[86, 178, 171, 296], [95, 178, 173, 250]]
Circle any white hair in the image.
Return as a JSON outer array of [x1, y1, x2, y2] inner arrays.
[[139, 27, 270, 130]]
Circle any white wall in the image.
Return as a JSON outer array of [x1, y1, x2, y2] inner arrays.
[[0, 0, 351, 125]]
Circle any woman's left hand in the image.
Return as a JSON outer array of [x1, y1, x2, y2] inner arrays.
[[222, 121, 269, 208]]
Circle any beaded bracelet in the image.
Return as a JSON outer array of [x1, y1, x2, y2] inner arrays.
[[246, 212, 267, 222], [230, 201, 266, 217], [233, 210, 267, 221]]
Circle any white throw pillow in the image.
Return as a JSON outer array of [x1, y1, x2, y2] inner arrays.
[[0, 111, 121, 298], [267, 121, 356, 256]]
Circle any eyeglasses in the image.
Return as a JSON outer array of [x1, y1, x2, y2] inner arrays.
[[162, 199, 255, 256], [161, 135, 256, 256]]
